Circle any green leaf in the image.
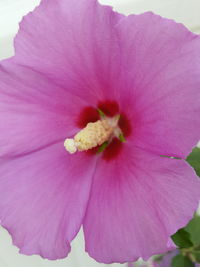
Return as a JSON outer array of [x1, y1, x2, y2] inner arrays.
[[186, 147, 200, 177], [186, 215, 200, 246], [171, 254, 194, 267], [191, 251, 200, 263], [171, 229, 193, 248]]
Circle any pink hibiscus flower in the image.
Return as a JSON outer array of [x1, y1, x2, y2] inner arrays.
[[0, 0, 200, 264]]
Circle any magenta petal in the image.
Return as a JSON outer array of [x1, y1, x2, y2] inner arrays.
[[116, 12, 200, 158], [0, 60, 89, 157], [83, 146, 200, 263], [0, 143, 97, 259], [14, 0, 124, 103]]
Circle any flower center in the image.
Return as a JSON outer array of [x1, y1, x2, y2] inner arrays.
[[63, 100, 132, 160], [64, 115, 123, 154]]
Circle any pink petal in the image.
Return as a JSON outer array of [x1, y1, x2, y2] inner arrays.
[[0, 60, 89, 157], [14, 0, 124, 103], [83, 145, 200, 263], [116, 12, 200, 158], [0, 142, 97, 259]]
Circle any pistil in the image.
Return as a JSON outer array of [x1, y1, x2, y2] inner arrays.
[[64, 116, 121, 154]]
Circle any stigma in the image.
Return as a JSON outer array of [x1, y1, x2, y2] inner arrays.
[[64, 116, 121, 154]]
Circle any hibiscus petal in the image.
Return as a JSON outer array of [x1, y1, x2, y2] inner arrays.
[[0, 59, 89, 157], [14, 0, 124, 103], [83, 145, 200, 263], [116, 12, 200, 158], [0, 142, 97, 259]]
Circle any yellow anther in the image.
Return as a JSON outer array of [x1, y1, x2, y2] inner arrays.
[[64, 119, 114, 154]]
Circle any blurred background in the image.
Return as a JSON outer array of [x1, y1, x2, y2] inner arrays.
[[0, 0, 200, 266]]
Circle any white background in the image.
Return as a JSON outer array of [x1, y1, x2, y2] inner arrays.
[[0, 0, 200, 266]]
